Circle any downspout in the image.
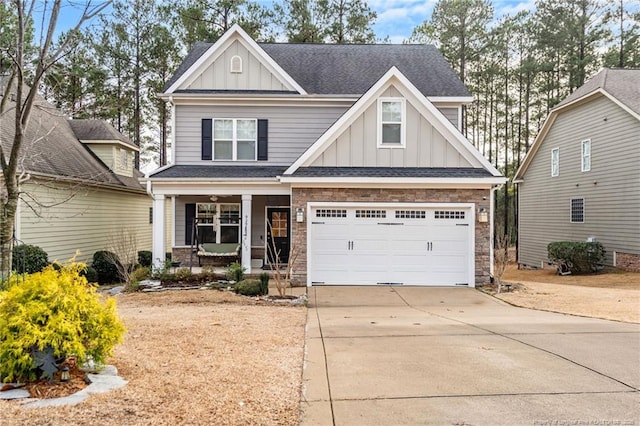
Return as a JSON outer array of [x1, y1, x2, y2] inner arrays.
[[489, 184, 502, 281]]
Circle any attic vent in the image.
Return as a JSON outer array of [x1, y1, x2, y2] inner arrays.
[[230, 55, 242, 73]]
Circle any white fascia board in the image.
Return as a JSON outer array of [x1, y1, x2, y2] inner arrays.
[[165, 24, 306, 95], [513, 111, 559, 180], [81, 139, 140, 152], [282, 176, 506, 188], [428, 96, 474, 104]]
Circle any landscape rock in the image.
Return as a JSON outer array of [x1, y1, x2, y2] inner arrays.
[[0, 389, 30, 400], [138, 280, 161, 288], [106, 286, 124, 296]]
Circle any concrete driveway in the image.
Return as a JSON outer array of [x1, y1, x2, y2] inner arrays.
[[300, 286, 640, 425]]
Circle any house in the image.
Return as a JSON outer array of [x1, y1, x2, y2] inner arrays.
[[514, 68, 640, 271], [0, 79, 152, 263], [146, 25, 505, 287]]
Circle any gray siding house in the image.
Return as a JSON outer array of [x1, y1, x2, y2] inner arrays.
[[0, 79, 152, 263], [514, 69, 640, 271], [146, 25, 505, 287]]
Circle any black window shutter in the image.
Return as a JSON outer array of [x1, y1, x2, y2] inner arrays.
[[185, 204, 196, 245], [201, 119, 212, 160], [257, 119, 268, 161]]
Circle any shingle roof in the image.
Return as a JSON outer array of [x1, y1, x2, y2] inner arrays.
[[557, 68, 640, 115], [0, 79, 144, 192], [149, 165, 288, 179], [165, 42, 470, 97], [289, 167, 493, 178], [68, 119, 137, 149]]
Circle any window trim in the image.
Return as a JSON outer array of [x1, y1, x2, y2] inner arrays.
[[551, 147, 559, 177], [212, 118, 258, 161], [195, 202, 241, 244], [581, 139, 591, 172], [570, 198, 585, 223], [377, 98, 406, 148]]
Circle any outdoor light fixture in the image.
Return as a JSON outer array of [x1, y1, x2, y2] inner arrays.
[[60, 366, 70, 382], [478, 208, 488, 223], [296, 208, 304, 223]]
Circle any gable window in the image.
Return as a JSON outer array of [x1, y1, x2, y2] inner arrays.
[[213, 119, 257, 161], [378, 98, 405, 147], [570, 198, 584, 223], [551, 148, 559, 177], [230, 55, 242, 73], [581, 139, 591, 172]]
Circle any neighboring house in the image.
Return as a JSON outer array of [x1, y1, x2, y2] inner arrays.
[[514, 68, 640, 271], [0, 80, 152, 263], [146, 25, 505, 287]]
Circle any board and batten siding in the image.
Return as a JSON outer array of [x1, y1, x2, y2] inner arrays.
[[183, 40, 289, 92], [518, 95, 640, 267], [18, 179, 152, 263], [174, 104, 348, 165], [310, 86, 473, 168]]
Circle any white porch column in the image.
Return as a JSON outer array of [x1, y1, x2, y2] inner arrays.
[[152, 195, 166, 268], [241, 194, 252, 272]]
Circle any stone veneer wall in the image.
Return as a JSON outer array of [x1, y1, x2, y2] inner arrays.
[[290, 187, 492, 286], [616, 252, 640, 272]]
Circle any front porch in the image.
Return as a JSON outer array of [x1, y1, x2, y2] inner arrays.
[[151, 192, 291, 272]]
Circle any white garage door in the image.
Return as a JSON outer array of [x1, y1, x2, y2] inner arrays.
[[309, 206, 472, 286]]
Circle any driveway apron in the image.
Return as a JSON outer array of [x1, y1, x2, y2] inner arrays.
[[300, 286, 640, 425]]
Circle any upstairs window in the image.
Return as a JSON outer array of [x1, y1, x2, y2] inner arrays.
[[378, 98, 405, 147], [551, 148, 559, 177], [581, 139, 591, 172], [213, 119, 257, 161]]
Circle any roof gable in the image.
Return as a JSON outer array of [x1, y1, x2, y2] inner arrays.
[[164, 24, 306, 94], [515, 69, 640, 181], [285, 67, 501, 176]]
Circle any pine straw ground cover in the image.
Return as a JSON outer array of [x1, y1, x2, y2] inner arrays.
[[493, 264, 640, 323], [0, 290, 307, 425]]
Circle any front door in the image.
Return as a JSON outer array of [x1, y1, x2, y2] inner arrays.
[[266, 207, 290, 265]]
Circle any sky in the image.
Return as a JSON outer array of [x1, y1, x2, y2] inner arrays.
[[49, 0, 539, 44]]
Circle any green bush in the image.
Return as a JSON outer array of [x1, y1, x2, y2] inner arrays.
[[175, 267, 192, 280], [234, 279, 264, 296], [130, 266, 150, 283], [12, 244, 48, 274], [547, 241, 606, 274], [137, 251, 152, 268], [0, 263, 125, 382], [92, 251, 120, 284], [82, 265, 99, 283], [225, 261, 246, 282], [259, 272, 270, 296]]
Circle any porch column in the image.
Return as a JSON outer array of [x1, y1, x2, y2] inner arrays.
[[241, 194, 252, 273], [152, 194, 166, 268]]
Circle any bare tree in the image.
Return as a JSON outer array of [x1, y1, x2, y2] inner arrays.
[[493, 231, 510, 294], [0, 0, 110, 276], [106, 227, 139, 286], [266, 221, 298, 298]]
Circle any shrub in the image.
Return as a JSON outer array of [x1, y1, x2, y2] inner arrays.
[[175, 267, 192, 280], [225, 261, 245, 282], [92, 251, 120, 284], [12, 244, 48, 274], [130, 266, 150, 283], [259, 272, 270, 296], [547, 241, 606, 274], [0, 263, 125, 382], [137, 250, 152, 268], [234, 279, 263, 296], [82, 266, 99, 284]]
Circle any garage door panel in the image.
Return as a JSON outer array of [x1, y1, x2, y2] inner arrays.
[[309, 206, 472, 286]]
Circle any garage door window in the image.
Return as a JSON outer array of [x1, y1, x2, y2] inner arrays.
[[395, 210, 426, 219], [316, 209, 347, 218], [355, 209, 386, 218], [435, 211, 466, 219]]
